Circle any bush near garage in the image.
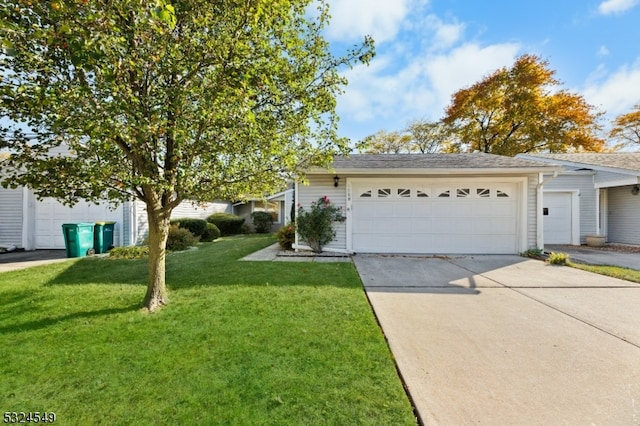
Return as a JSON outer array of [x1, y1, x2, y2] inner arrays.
[[277, 223, 295, 250], [251, 211, 274, 233], [166, 225, 199, 251], [207, 212, 245, 236], [170, 218, 208, 238], [201, 223, 221, 242]]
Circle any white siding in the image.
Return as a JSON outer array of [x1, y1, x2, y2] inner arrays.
[[128, 199, 231, 245], [297, 175, 347, 251], [171, 200, 231, 219], [526, 173, 538, 250], [607, 185, 640, 245], [595, 170, 638, 187], [0, 187, 24, 247], [543, 172, 598, 243]]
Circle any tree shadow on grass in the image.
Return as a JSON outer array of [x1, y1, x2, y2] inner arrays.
[[46, 257, 148, 286], [0, 303, 140, 335]]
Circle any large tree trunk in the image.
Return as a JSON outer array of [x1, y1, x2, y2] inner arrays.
[[143, 208, 171, 311]]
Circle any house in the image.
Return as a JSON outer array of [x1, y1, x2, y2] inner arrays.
[[0, 187, 231, 250], [294, 153, 561, 254], [232, 188, 294, 232], [517, 153, 640, 246]]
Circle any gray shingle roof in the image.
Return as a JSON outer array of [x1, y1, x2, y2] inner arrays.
[[329, 152, 559, 171], [523, 153, 640, 174]]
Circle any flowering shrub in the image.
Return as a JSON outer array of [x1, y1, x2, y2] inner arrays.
[[277, 223, 296, 250], [296, 196, 346, 253]]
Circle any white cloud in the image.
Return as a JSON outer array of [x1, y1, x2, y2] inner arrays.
[[425, 42, 521, 110], [325, 0, 427, 44], [583, 59, 640, 116], [423, 15, 465, 51], [598, 45, 610, 56], [598, 0, 639, 15], [336, 41, 521, 141]]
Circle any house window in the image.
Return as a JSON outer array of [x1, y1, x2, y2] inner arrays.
[[457, 188, 470, 198], [397, 188, 411, 198], [438, 190, 450, 198], [417, 190, 429, 198], [254, 201, 280, 222], [476, 188, 490, 198], [497, 190, 510, 198], [378, 188, 391, 198], [360, 190, 372, 198]]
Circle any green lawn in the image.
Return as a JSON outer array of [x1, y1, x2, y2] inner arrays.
[[568, 261, 640, 283], [0, 235, 416, 425]]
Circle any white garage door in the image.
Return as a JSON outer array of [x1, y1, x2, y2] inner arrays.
[[35, 198, 122, 249], [543, 192, 572, 244], [351, 180, 520, 254]]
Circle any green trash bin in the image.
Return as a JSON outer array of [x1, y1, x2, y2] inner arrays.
[[94, 221, 116, 254], [61, 223, 96, 258]]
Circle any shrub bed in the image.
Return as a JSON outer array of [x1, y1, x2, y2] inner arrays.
[[207, 212, 245, 236], [251, 211, 274, 233], [170, 218, 208, 238]]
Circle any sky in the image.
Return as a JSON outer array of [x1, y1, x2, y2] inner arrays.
[[323, 0, 640, 145]]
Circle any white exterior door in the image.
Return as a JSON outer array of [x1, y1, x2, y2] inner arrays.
[[543, 192, 572, 244], [35, 198, 122, 249], [350, 179, 521, 254]]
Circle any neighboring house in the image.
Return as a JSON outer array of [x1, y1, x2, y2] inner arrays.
[[518, 153, 640, 246], [295, 153, 561, 254], [233, 188, 294, 232], [0, 187, 231, 250]]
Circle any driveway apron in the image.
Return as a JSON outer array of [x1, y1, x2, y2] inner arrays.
[[354, 254, 640, 425]]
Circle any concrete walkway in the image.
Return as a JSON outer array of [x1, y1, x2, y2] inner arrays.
[[545, 244, 639, 270], [240, 243, 351, 262], [354, 254, 640, 425]]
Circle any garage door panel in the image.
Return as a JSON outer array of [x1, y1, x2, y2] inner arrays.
[[35, 198, 122, 249], [352, 181, 520, 254], [411, 203, 432, 217]]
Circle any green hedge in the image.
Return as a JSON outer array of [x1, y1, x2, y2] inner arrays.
[[251, 211, 273, 233], [166, 225, 199, 251], [201, 223, 221, 242], [206, 213, 245, 236], [170, 218, 208, 237]]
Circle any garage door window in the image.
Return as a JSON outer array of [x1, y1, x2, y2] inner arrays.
[[456, 188, 470, 198], [477, 188, 490, 197]]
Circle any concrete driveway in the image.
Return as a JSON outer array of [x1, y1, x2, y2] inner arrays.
[[354, 254, 640, 425]]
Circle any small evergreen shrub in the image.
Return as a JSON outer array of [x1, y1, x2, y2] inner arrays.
[[166, 225, 199, 251], [296, 196, 346, 253], [548, 251, 569, 265], [520, 248, 544, 259], [207, 212, 245, 236], [277, 223, 295, 250], [251, 211, 274, 233], [109, 246, 149, 259], [170, 218, 208, 237], [201, 223, 221, 242]]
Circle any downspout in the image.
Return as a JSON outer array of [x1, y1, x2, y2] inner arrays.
[[536, 171, 558, 250]]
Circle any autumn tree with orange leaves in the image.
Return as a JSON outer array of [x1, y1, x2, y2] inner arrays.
[[442, 55, 606, 156], [609, 105, 640, 149]]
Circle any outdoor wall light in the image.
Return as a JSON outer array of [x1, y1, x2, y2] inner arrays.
[[333, 175, 340, 187], [632, 185, 639, 195]]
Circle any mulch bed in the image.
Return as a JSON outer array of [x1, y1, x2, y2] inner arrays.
[[276, 250, 350, 258]]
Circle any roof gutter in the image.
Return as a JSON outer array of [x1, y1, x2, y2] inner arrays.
[[306, 167, 562, 175]]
